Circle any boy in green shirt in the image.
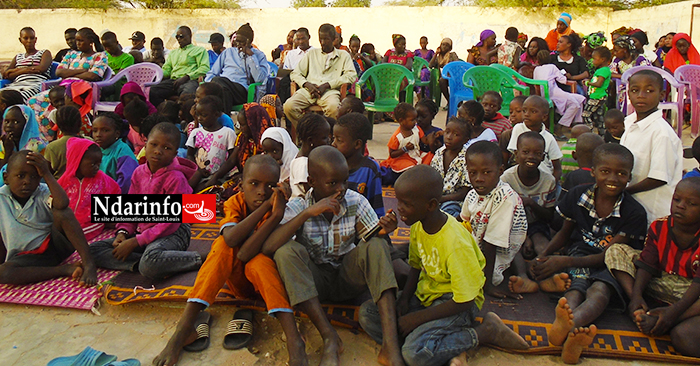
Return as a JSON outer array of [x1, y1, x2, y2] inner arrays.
[[583, 47, 613, 135], [100, 32, 134, 101]]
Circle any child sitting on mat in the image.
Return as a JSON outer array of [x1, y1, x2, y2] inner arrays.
[[380, 103, 430, 185], [153, 155, 307, 366], [0, 150, 97, 286]]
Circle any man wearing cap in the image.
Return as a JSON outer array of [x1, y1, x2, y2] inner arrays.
[[283, 23, 356, 128], [149, 26, 210, 108], [204, 23, 269, 114], [208, 33, 226, 68], [123, 31, 147, 56]]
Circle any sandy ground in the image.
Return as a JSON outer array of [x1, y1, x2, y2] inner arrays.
[[0, 107, 697, 366]]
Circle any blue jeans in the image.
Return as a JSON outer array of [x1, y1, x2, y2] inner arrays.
[[359, 292, 479, 366], [89, 224, 202, 279], [440, 201, 462, 218]]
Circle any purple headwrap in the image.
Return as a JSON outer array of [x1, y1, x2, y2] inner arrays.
[[476, 29, 496, 47]]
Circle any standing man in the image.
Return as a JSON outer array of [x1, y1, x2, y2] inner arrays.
[[149, 26, 209, 108]]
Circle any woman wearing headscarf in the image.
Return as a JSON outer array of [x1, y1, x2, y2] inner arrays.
[[429, 38, 459, 107], [383, 34, 414, 70], [630, 30, 662, 67], [664, 33, 700, 73], [545, 12, 575, 51], [467, 29, 498, 65]]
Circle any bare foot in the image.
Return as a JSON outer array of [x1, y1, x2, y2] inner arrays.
[[478, 312, 529, 350], [548, 297, 574, 346], [69, 262, 83, 282], [287, 337, 308, 366], [319, 334, 343, 366], [80, 262, 98, 286], [449, 351, 468, 366], [152, 314, 201, 366], [509, 275, 539, 294], [561, 325, 597, 364], [377, 345, 405, 366], [634, 309, 658, 334], [540, 273, 571, 293]]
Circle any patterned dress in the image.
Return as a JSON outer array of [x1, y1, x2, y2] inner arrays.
[[4, 50, 50, 102]]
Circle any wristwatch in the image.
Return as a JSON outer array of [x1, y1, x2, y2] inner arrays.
[[116, 229, 130, 237]]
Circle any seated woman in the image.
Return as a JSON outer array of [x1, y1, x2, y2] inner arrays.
[[429, 38, 459, 107], [3, 27, 52, 102], [467, 30, 498, 66], [520, 37, 549, 66], [548, 33, 589, 95], [663, 33, 700, 74], [383, 34, 414, 70], [545, 12, 576, 51], [414, 36, 435, 99]]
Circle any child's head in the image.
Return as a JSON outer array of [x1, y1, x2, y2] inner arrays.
[[180, 99, 196, 123], [419, 36, 428, 49], [522, 95, 549, 131], [0, 89, 24, 115], [76, 143, 102, 180], [466, 140, 504, 196], [604, 109, 625, 138], [480, 91, 502, 120], [505, 27, 519, 43], [150, 37, 165, 59], [591, 46, 612, 69], [509, 95, 527, 124], [337, 95, 365, 118], [348, 35, 361, 54], [100, 31, 121, 56], [123, 98, 149, 128], [240, 154, 281, 212], [3, 151, 41, 201], [195, 82, 224, 104], [360, 43, 375, 55], [297, 113, 331, 150], [457, 100, 485, 127], [145, 122, 181, 173], [415, 98, 438, 132], [333, 112, 371, 159], [573, 132, 604, 168], [46, 86, 66, 111], [394, 165, 443, 226], [671, 177, 700, 226], [591, 143, 634, 198], [515, 131, 545, 172], [195, 95, 223, 130], [308, 145, 348, 200], [692, 136, 700, 165], [92, 112, 126, 149], [157, 100, 180, 125], [140, 113, 171, 139], [444, 117, 471, 151], [570, 124, 592, 139], [628, 70, 664, 117], [55, 105, 82, 136], [3, 105, 27, 143], [536, 49, 551, 65], [394, 102, 417, 130]]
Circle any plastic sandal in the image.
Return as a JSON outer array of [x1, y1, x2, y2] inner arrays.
[[183, 311, 212, 352], [47, 346, 118, 366], [223, 309, 254, 350]]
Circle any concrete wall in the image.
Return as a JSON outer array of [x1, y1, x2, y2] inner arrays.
[[0, 1, 697, 62]]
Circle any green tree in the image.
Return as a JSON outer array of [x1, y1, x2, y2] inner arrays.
[[385, 0, 442, 5], [0, 0, 240, 9], [291, 0, 327, 7], [330, 0, 370, 7]]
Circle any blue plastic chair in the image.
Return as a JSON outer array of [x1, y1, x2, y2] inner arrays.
[[266, 61, 278, 94], [441, 61, 474, 118], [2, 61, 58, 89]]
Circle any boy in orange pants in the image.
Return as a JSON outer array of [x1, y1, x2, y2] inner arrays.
[[153, 154, 306, 366]]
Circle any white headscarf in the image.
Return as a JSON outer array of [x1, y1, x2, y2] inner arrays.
[[260, 127, 298, 182]]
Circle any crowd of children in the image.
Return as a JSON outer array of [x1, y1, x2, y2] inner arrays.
[[1, 19, 700, 366]]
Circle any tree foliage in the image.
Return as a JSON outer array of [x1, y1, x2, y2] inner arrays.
[[470, 0, 687, 10], [0, 0, 240, 9], [330, 0, 370, 7], [384, 0, 442, 5], [291, 0, 326, 7]]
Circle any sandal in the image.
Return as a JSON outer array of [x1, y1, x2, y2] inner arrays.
[[183, 311, 212, 352], [47, 347, 117, 366], [223, 309, 254, 350]]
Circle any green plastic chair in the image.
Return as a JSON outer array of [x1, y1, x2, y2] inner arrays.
[[412, 57, 438, 104], [231, 83, 261, 112], [490, 64, 556, 132], [462, 66, 529, 117], [356, 63, 415, 139]]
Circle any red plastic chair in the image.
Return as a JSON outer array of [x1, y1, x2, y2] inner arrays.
[[92, 63, 163, 113], [675, 65, 700, 138]]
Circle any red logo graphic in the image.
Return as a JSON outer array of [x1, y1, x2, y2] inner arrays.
[[182, 194, 217, 223]]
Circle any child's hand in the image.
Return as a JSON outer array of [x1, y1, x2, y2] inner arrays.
[[26, 152, 52, 178], [405, 142, 415, 151], [520, 196, 535, 207], [628, 296, 648, 319], [270, 187, 287, 216], [647, 307, 679, 336], [377, 209, 398, 236], [112, 237, 139, 261], [278, 181, 292, 200], [113, 232, 127, 247], [1, 135, 15, 156], [307, 192, 342, 217], [398, 314, 421, 338], [486, 286, 522, 300], [531, 256, 569, 281], [397, 294, 410, 317]]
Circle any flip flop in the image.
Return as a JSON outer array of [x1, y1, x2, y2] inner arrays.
[[183, 311, 212, 352], [223, 309, 254, 350], [47, 346, 118, 366], [107, 360, 141, 366]]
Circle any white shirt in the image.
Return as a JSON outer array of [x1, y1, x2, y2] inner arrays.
[[507, 123, 564, 176], [283, 46, 314, 70], [143, 48, 171, 60], [289, 156, 308, 198], [122, 45, 147, 56], [620, 110, 682, 224]]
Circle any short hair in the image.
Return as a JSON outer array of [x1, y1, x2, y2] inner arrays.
[[592, 143, 634, 169], [458, 100, 485, 125], [95, 112, 128, 138], [481, 90, 503, 106], [296, 27, 310, 38], [123, 98, 149, 121], [517, 130, 545, 149], [130, 50, 143, 63], [511, 95, 527, 105], [55, 106, 82, 135], [148, 120, 181, 147], [0, 89, 24, 107], [48, 85, 66, 99], [466, 140, 503, 167], [416, 98, 438, 117], [337, 113, 372, 143], [604, 109, 624, 124], [157, 100, 180, 124], [308, 145, 348, 178], [680, 177, 700, 198], [575, 132, 604, 161], [395, 165, 443, 201], [180, 99, 196, 122], [525, 95, 550, 114], [243, 154, 280, 180], [65, 28, 77, 35], [197, 82, 224, 99], [197, 95, 223, 115], [19, 27, 34, 35], [101, 31, 117, 42], [393, 102, 415, 121], [592, 46, 612, 62], [420, 36, 428, 42], [342, 95, 365, 114], [629, 69, 664, 90], [360, 43, 375, 54], [692, 135, 700, 163], [536, 49, 551, 65], [178, 26, 192, 36], [505, 27, 519, 42], [151, 37, 164, 47], [297, 113, 329, 144], [319, 24, 336, 38], [6, 150, 31, 174], [447, 117, 472, 137]]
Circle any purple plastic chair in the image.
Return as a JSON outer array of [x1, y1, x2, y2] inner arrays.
[[92, 63, 163, 113], [621, 66, 686, 137], [41, 66, 113, 92], [675, 65, 700, 138]]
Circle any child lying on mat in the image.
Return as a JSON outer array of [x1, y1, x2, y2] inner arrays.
[[360, 165, 528, 366], [0, 151, 97, 286], [605, 177, 700, 358], [153, 155, 306, 366]]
